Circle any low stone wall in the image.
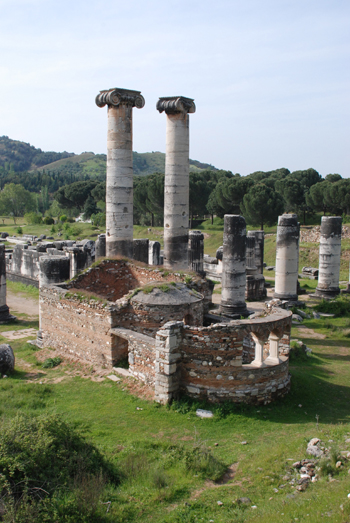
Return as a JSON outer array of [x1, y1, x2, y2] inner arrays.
[[111, 327, 156, 386], [155, 309, 292, 404], [68, 259, 212, 312]]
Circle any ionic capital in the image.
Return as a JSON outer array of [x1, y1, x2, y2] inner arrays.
[[95, 88, 145, 109], [156, 96, 196, 115]]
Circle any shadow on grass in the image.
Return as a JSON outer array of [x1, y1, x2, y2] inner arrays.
[[0, 318, 39, 331], [169, 355, 350, 426]]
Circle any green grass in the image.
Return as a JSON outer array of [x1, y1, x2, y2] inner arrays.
[[7, 280, 39, 299], [1, 301, 350, 521]]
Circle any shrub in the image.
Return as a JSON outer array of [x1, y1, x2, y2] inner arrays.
[[24, 212, 42, 225], [44, 216, 54, 225], [42, 357, 62, 368], [315, 295, 350, 317], [91, 212, 106, 228], [16, 226, 23, 234], [0, 413, 119, 520], [59, 214, 67, 223]]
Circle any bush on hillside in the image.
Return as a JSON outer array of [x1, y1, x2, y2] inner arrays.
[[0, 413, 119, 521]]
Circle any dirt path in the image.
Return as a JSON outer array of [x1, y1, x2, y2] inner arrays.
[[7, 291, 39, 318]]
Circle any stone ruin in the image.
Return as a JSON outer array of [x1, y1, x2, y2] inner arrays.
[[37, 258, 292, 404], [2, 86, 346, 404]]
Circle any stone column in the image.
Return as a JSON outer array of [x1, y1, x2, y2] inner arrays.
[[266, 333, 280, 365], [95, 234, 106, 259], [315, 216, 342, 298], [246, 233, 257, 275], [220, 215, 248, 317], [250, 230, 264, 274], [133, 239, 149, 264], [0, 244, 15, 322], [274, 214, 299, 301], [251, 334, 268, 367], [188, 230, 204, 275], [157, 96, 195, 270], [96, 88, 145, 258], [149, 241, 161, 265]]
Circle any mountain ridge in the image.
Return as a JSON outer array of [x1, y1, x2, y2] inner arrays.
[[0, 136, 218, 177]]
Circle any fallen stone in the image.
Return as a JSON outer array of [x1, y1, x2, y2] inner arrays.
[[296, 309, 310, 319], [0, 344, 15, 374], [306, 445, 323, 458], [112, 367, 131, 377], [313, 312, 321, 319], [236, 497, 251, 505], [217, 501, 223, 506], [107, 375, 120, 382], [292, 314, 303, 323], [308, 438, 320, 446], [336, 461, 342, 469], [196, 409, 214, 418], [241, 441, 248, 445]]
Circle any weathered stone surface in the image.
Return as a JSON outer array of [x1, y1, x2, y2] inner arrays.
[[315, 216, 342, 298], [96, 87, 145, 258], [220, 215, 248, 317], [0, 344, 15, 374], [274, 214, 299, 301], [157, 95, 195, 270]]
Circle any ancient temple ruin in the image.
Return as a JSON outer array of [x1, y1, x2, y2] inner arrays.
[[6, 86, 345, 406]]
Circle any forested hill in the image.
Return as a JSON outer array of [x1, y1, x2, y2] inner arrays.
[[0, 136, 217, 176], [0, 136, 74, 171]]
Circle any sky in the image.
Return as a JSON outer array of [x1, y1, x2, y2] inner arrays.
[[0, 0, 349, 177]]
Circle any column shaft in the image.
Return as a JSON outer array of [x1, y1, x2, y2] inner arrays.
[[315, 216, 342, 298], [188, 230, 204, 274], [220, 215, 248, 317], [164, 112, 190, 269], [106, 104, 133, 258], [274, 214, 299, 301], [96, 88, 145, 259]]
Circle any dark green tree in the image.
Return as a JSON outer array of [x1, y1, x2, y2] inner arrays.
[[306, 181, 330, 215], [83, 194, 98, 219], [241, 183, 285, 229], [54, 180, 98, 211]]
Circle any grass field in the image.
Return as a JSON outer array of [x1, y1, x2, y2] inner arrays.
[[2, 283, 350, 521]]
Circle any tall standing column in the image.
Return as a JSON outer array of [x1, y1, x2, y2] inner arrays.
[[315, 216, 342, 298], [157, 96, 196, 270], [96, 88, 145, 258], [220, 215, 248, 317], [274, 214, 299, 301]]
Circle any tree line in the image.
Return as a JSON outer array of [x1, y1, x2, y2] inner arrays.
[[0, 166, 348, 228]]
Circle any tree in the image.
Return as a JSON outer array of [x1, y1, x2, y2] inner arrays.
[[306, 181, 330, 215], [0, 183, 37, 223], [83, 195, 98, 219], [241, 183, 285, 229], [189, 172, 212, 227], [54, 180, 98, 211]]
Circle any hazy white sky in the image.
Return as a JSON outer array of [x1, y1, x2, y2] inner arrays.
[[0, 0, 349, 177]]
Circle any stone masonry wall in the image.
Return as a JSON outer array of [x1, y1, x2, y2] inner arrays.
[[111, 328, 156, 386], [155, 309, 292, 404], [68, 260, 211, 309], [39, 285, 114, 366]]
